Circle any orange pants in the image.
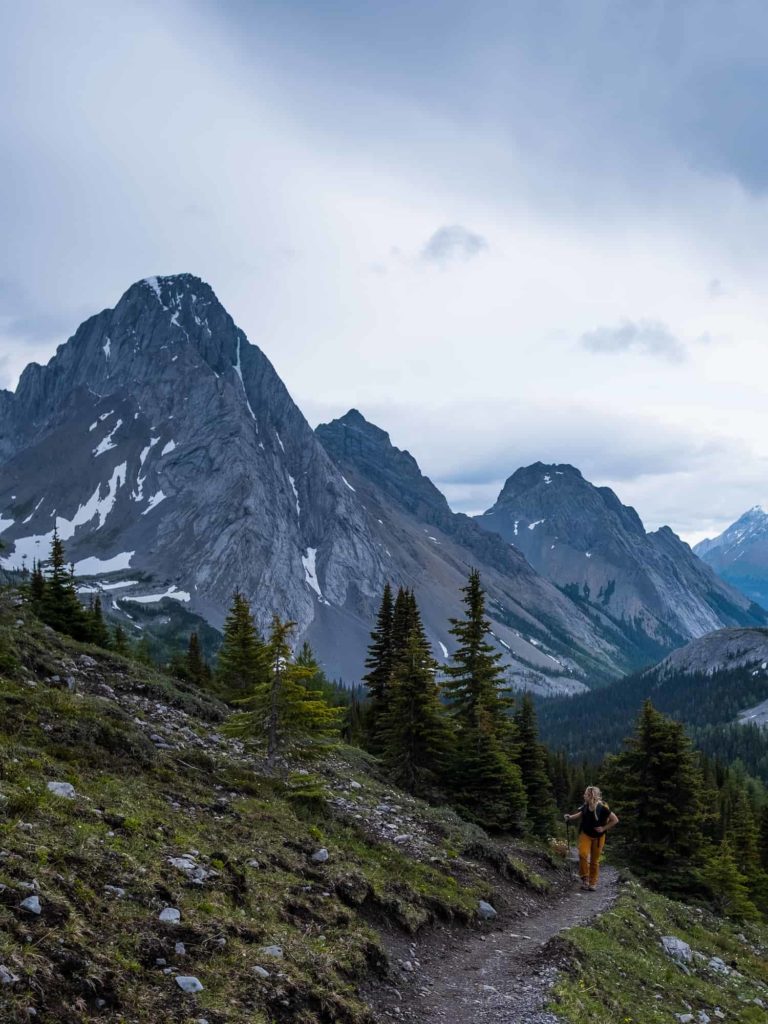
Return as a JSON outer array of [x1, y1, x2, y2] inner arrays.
[[578, 832, 606, 886]]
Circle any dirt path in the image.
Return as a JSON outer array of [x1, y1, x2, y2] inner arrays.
[[370, 864, 619, 1024]]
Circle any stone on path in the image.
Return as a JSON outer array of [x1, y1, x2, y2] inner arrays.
[[20, 895, 41, 915], [478, 900, 497, 920], [159, 907, 181, 923]]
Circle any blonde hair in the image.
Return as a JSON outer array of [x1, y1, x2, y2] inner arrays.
[[584, 786, 602, 812]]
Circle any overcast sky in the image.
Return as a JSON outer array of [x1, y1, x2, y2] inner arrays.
[[2, 0, 768, 544]]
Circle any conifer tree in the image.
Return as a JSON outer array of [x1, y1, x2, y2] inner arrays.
[[362, 582, 395, 750], [760, 805, 768, 871], [86, 595, 111, 648], [378, 600, 452, 797], [604, 700, 706, 895], [443, 570, 527, 832], [185, 631, 209, 686], [29, 559, 45, 610], [443, 571, 513, 730], [548, 749, 572, 812], [701, 841, 760, 921], [112, 624, 130, 656], [343, 687, 365, 747], [39, 529, 90, 641], [215, 591, 266, 701], [514, 694, 557, 838], [134, 635, 153, 665], [224, 616, 343, 768]]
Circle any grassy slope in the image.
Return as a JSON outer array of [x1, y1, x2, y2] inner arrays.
[[550, 878, 768, 1024], [0, 596, 558, 1024]]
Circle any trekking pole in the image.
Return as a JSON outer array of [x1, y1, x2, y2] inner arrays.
[[565, 818, 576, 880]]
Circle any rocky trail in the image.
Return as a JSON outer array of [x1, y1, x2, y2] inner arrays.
[[370, 862, 620, 1024]]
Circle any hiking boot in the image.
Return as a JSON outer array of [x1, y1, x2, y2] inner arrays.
[[588, 884, 597, 891], [580, 880, 590, 890]]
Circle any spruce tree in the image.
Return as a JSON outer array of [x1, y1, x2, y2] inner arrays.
[[112, 624, 129, 655], [215, 591, 266, 701], [378, 600, 452, 797], [86, 595, 111, 648], [514, 694, 557, 838], [39, 529, 90, 641], [701, 841, 760, 921], [186, 631, 208, 686], [760, 805, 768, 871], [134, 636, 153, 665], [443, 570, 527, 833], [443, 571, 512, 730], [362, 583, 395, 750], [29, 560, 45, 610], [224, 616, 343, 768], [604, 700, 706, 895]]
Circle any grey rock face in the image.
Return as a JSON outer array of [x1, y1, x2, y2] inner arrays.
[[316, 412, 640, 690], [475, 462, 766, 658], [695, 505, 768, 608], [0, 275, 387, 680]]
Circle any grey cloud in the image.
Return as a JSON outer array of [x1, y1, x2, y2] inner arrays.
[[580, 319, 686, 363], [421, 225, 488, 264]]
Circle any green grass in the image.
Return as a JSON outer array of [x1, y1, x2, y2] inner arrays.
[[549, 880, 768, 1024]]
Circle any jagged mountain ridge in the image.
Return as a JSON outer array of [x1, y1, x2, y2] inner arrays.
[[2, 274, 761, 688], [0, 275, 617, 689], [694, 505, 768, 608], [474, 462, 767, 658], [0, 275, 391, 678], [315, 410, 644, 692]]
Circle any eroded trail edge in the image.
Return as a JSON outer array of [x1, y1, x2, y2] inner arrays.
[[370, 864, 620, 1024]]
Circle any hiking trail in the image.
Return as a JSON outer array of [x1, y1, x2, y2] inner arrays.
[[369, 863, 619, 1024]]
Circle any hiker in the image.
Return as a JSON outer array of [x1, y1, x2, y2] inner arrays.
[[564, 785, 618, 891]]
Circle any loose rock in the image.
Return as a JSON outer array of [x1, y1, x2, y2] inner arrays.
[[661, 936, 693, 962], [46, 781, 76, 799], [478, 900, 497, 920], [159, 907, 181, 923], [19, 896, 41, 915], [175, 976, 204, 993]]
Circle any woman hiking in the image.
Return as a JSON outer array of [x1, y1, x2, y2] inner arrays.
[[564, 785, 618, 891]]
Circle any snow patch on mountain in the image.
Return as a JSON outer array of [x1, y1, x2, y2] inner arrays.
[[127, 585, 191, 604], [74, 551, 134, 575], [93, 419, 123, 457], [288, 475, 300, 517], [302, 547, 322, 599], [142, 490, 167, 515]]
